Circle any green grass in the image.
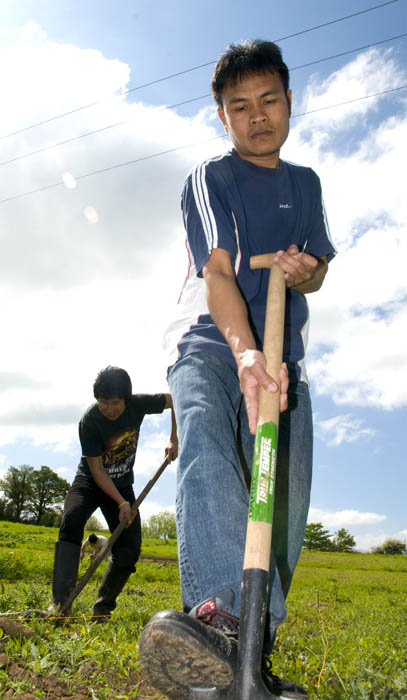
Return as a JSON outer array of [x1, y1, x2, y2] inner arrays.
[[0, 521, 406, 699]]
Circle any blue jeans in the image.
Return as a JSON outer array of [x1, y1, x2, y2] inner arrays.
[[168, 351, 313, 639]]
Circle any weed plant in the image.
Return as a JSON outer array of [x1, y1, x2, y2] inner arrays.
[[0, 521, 406, 699]]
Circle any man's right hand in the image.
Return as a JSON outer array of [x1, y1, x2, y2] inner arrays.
[[237, 349, 289, 434]]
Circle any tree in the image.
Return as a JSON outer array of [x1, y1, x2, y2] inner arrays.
[[0, 465, 34, 521], [40, 508, 64, 527], [0, 497, 15, 522], [332, 528, 356, 553], [143, 511, 176, 541], [85, 515, 104, 532], [372, 538, 407, 555], [26, 466, 70, 524], [303, 522, 333, 551]]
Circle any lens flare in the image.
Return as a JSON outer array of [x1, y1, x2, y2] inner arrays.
[[83, 205, 99, 224], [62, 172, 77, 189]]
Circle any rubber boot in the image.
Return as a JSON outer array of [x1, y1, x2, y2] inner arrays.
[[92, 562, 131, 622], [48, 540, 81, 616]]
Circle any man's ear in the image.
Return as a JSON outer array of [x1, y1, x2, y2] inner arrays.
[[217, 106, 228, 131], [286, 89, 292, 117]]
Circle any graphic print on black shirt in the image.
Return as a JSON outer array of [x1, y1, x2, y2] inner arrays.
[[102, 426, 140, 480], [76, 394, 166, 488]]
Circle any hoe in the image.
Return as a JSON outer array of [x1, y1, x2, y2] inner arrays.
[[140, 254, 288, 699], [188, 253, 286, 699], [59, 454, 171, 616]]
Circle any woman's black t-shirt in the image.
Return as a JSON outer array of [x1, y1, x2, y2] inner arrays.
[[76, 394, 166, 488]]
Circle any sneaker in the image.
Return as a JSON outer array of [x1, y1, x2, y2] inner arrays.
[[138, 604, 236, 700], [139, 592, 307, 700], [263, 655, 308, 699], [191, 589, 240, 640]]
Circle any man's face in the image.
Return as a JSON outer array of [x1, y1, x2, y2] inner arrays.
[[217, 71, 292, 168], [97, 396, 126, 421]]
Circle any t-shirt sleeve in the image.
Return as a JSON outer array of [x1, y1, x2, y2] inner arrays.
[[304, 171, 336, 262], [182, 162, 238, 275], [132, 393, 167, 415], [79, 415, 104, 458]]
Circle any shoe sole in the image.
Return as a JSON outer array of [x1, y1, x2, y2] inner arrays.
[[138, 610, 237, 700]]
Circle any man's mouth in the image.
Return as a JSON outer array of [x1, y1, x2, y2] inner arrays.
[[250, 130, 273, 140]]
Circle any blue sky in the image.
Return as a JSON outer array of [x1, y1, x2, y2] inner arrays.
[[0, 0, 406, 551]]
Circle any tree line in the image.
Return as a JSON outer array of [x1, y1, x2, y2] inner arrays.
[[303, 522, 407, 555], [0, 464, 70, 526], [1, 468, 405, 555]]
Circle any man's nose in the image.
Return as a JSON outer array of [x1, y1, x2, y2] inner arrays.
[[250, 109, 267, 124]]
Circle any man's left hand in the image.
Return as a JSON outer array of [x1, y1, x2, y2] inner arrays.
[[165, 438, 178, 462], [274, 244, 318, 288]]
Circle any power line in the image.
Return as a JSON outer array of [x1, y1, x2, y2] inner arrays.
[[1, 33, 405, 169], [0, 94, 211, 168], [290, 32, 406, 72], [1, 85, 405, 206], [0, 0, 400, 142], [292, 85, 406, 118]]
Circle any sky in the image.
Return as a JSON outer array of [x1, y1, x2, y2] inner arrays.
[[0, 0, 406, 552]]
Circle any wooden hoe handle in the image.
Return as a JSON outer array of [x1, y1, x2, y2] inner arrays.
[[243, 253, 286, 572]]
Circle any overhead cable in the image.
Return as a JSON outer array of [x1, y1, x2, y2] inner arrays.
[[0, 0, 400, 142], [0, 84, 405, 206], [1, 33, 405, 169]]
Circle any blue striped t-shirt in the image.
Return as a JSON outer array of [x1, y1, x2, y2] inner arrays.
[[163, 149, 335, 382]]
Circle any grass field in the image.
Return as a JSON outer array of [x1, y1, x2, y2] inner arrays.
[[0, 521, 406, 699]]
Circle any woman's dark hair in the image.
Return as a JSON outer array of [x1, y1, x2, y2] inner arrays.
[[93, 366, 132, 402], [211, 39, 290, 107], [88, 533, 98, 544]]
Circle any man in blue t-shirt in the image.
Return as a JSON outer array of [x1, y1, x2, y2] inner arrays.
[[140, 40, 335, 699]]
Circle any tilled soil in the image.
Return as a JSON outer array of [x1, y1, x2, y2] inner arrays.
[[0, 652, 167, 700]]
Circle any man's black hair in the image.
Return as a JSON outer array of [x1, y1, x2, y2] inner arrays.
[[88, 533, 98, 544], [211, 39, 290, 107], [93, 366, 132, 402]]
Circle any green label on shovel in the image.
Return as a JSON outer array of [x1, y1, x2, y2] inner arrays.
[[248, 421, 278, 524]]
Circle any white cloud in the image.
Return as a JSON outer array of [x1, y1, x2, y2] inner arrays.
[[297, 48, 401, 135], [135, 443, 177, 479], [308, 507, 387, 528], [285, 47, 407, 411], [139, 500, 175, 523], [55, 465, 71, 477], [0, 424, 77, 453], [314, 413, 375, 446], [355, 529, 407, 553], [308, 301, 407, 408], [0, 23, 225, 455], [0, 27, 405, 463]]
